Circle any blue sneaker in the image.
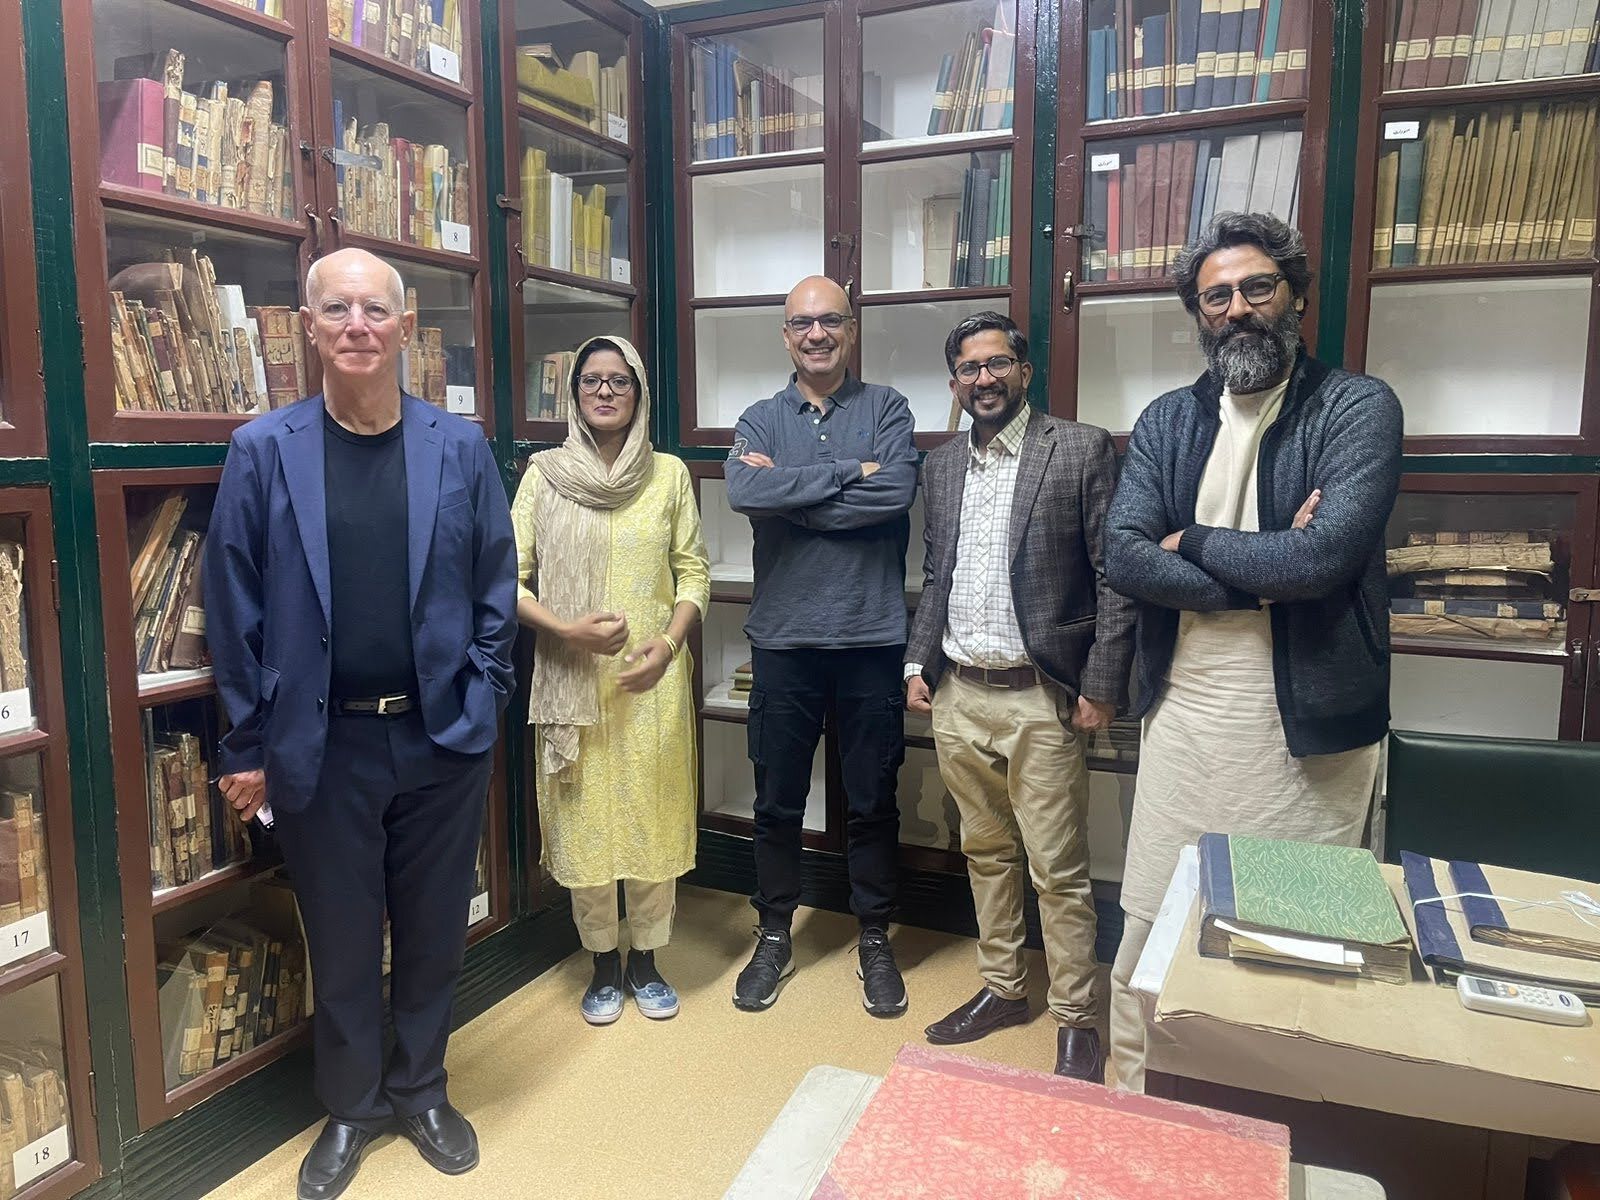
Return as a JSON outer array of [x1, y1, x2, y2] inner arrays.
[[582, 952, 624, 1025], [625, 949, 681, 1020]]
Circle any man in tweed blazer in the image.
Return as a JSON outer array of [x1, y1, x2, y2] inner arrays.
[[905, 311, 1135, 1082]]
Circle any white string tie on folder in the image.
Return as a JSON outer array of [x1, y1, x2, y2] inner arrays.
[[1412, 890, 1600, 934]]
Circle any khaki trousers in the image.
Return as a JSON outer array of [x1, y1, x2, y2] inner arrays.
[[1109, 912, 1154, 1091], [930, 671, 1097, 1026], [569, 878, 677, 953]]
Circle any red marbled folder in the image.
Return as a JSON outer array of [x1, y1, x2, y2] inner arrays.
[[816, 1046, 1290, 1200]]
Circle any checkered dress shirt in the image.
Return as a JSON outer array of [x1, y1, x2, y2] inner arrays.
[[941, 405, 1032, 669]]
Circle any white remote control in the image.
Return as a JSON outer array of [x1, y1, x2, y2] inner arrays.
[[1456, 974, 1590, 1025]]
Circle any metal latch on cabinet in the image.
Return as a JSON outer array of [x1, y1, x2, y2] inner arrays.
[[1572, 589, 1598, 602]]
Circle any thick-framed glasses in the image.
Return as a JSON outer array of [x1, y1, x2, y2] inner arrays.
[[1196, 272, 1287, 316], [577, 373, 636, 396], [953, 355, 1019, 384], [783, 313, 853, 335], [316, 299, 398, 326]]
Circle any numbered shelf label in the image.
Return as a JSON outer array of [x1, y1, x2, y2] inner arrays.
[[0, 686, 35, 735], [445, 385, 475, 415], [609, 258, 632, 286], [606, 113, 628, 143], [1384, 120, 1421, 141], [0, 910, 51, 970], [428, 45, 463, 85], [467, 892, 490, 927], [441, 221, 472, 255], [12, 1123, 69, 1190]]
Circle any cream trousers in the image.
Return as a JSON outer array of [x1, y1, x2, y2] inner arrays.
[[569, 878, 677, 953]]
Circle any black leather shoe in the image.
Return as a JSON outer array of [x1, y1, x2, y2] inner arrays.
[[400, 1103, 479, 1175], [1054, 1026, 1105, 1083], [925, 987, 1030, 1045], [298, 1120, 376, 1200]]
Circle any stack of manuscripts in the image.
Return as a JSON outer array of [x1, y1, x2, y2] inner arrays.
[[1386, 530, 1565, 643], [515, 45, 629, 139], [1085, 0, 1311, 121], [325, 0, 464, 71], [517, 150, 628, 280], [399, 289, 455, 409], [731, 661, 753, 699], [1372, 100, 1596, 268], [0, 1044, 68, 1200], [921, 151, 1015, 297], [1386, 0, 1599, 87], [688, 41, 824, 160], [109, 254, 307, 415], [0, 542, 28, 699], [144, 723, 250, 894], [155, 881, 308, 1091], [524, 351, 576, 422], [0, 789, 48, 930], [127, 493, 211, 678], [96, 51, 294, 221], [331, 103, 471, 252], [1085, 715, 1142, 767], [925, 3, 1017, 136], [1086, 130, 1299, 283]]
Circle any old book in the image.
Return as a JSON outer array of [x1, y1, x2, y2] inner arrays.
[[129, 494, 188, 616], [0, 791, 40, 917], [1426, 0, 1468, 86], [1386, 539, 1555, 574], [1560, 100, 1598, 256], [1499, 0, 1543, 76], [1194, 0, 1223, 105], [1214, 131, 1258, 211], [1247, 128, 1285, 214], [97, 78, 167, 191], [1413, 111, 1455, 262], [0, 543, 25, 695], [820, 1046, 1291, 1199], [1390, 612, 1564, 639], [1199, 833, 1412, 983], [1470, 108, 1515, 257], [1391, 597, 1563, 617], [1149, 139, 1174, 275], [1438, 118, 1478, 261], [1499, 101, 1542, 259], [1472, 0, 1516, 76], [243, 81, 275, 216], [1132, 142, 1157, 278]]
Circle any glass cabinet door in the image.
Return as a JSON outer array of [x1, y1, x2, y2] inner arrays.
[[0, 0, 45, 458]]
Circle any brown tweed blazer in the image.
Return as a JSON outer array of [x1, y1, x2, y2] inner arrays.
[[906, 410, 1136, 708]]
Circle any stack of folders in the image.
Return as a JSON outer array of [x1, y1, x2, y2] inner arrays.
[[1197, 833, 1414, 984], [1401, 852, 1600, 1003]]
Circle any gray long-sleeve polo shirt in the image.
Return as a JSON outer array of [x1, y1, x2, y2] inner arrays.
[[725, 374, 918, 650]]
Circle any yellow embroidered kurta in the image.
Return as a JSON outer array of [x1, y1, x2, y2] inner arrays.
[[512, 452, 710, 888]]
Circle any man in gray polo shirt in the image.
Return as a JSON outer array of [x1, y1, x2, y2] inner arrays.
[[725, 275, 918, 1018]]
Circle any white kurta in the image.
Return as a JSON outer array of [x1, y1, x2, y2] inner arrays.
[[1119, 379, 1381, 922]]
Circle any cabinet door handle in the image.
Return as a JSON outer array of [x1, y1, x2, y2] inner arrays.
[[845, 276, 855, 305], [513, 240, 527, 278], [304, 205, 323, 249], [326, 206, 343, 240], [1571, 637, 1588, 687], [1061, 270, 1076, 312]]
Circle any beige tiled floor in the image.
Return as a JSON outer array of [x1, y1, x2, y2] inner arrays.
[[203, 884, 1106, 1200]]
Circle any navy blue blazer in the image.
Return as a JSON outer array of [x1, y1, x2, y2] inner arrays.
[[205, 393, 517, 812]]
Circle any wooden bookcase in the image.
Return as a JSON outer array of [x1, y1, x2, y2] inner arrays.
[[0, 490, 100, 1200], [671, 0, 1039, 451], [1345, 0, 1600, 454], [62, 0, 496, 444], [500, 0, 650, 444], [1049, 0, 1335, 438]]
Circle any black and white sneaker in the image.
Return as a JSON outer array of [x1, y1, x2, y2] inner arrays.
[[733, 927, 795, 1011], [857, 927, 908, 1017]]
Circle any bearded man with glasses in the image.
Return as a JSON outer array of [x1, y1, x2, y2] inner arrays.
[[206, 248, 516, 1198], [1103, 212, 1403, 1091], [902, 310, 1134, 1081], [724, 275, 919, 1018]]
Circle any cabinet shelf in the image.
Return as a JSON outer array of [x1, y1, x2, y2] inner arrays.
[[0, 951, 70, 1004], [163, 1021, 310, 1113], [1080, 98, 1308, 142], [687, 148, 826, 175], [1390, 636, 1571, 665], [160, 0, 295, 41], [521, 262, 635, 300], [0, 726, 50, 763], [516, 101, 633, 159], [1377, 74, 1600, 111], [859, 129, 1017, 162], [330, 39, 474, 105], [99, 184, 307, 243], [339, 229, 481, 273], [137, 668, 216, 707], [1367, 260, 1598, 286], [150, 858, 281, 916], [859, 285, 1013, 306]]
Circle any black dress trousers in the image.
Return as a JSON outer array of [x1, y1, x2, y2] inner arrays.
[[275, 708, 491, 1131]]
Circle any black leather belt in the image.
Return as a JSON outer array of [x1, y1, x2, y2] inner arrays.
[[950, 663, 1041, 689], [333, 693, 418, 716]]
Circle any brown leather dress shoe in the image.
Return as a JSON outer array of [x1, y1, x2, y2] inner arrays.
[[925, 987, 1030, 1045], [1054, 1026, 1105, 1083]]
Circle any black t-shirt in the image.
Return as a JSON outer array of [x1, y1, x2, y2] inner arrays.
[[324, 411, 417, 698]]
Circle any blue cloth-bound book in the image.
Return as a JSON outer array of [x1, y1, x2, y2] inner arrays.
[[1142, 14, 1168, 115], [1254, 0, 1284, 101], [1176, 0, 1203, 111], [1088, 28, 1107, 121]]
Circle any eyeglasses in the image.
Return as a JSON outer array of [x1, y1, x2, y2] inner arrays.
[[953, 355, 1019, 383], [783, 313, 853, 335], [315, 299, 398, 326], [1196, 272, 1287, 315], [577, 373, 636, 395]]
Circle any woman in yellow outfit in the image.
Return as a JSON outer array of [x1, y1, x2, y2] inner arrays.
[[510, 335, 709, 1024]]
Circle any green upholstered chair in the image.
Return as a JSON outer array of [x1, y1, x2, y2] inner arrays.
[[1385, 730, 1600, 883]]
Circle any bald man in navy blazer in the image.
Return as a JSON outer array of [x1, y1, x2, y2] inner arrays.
[[205, 248, 515, 1200]]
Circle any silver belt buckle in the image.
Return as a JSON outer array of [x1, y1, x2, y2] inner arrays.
[[376, 694, 400, 715]]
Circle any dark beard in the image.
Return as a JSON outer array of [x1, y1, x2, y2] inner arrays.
[[962, 384, 1026, 432], [1198, 305, 1302, 393]]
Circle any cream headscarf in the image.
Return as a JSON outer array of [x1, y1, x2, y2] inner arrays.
[[527, 335, 655, 777]]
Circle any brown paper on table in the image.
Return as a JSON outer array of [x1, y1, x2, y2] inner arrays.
[[1149, 866, 1600, 1142]]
